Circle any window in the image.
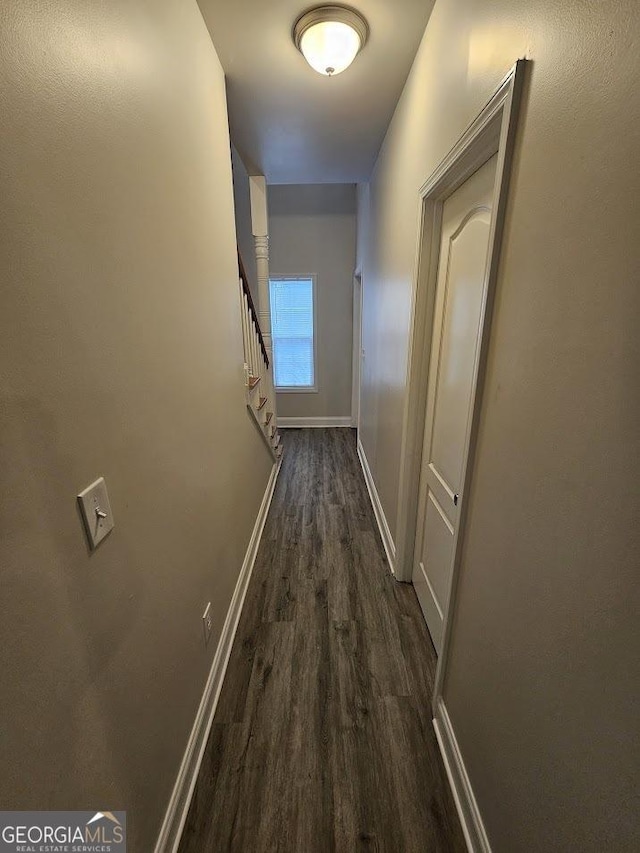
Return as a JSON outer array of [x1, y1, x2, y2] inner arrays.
[[269, 277, 316, 391]]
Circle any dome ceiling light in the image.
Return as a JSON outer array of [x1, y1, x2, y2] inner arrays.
[[293, 5, 369, 77]]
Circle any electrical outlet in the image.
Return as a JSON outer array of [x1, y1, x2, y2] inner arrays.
[[202, 602, 213, 646]]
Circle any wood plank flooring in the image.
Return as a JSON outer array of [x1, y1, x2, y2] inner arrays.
[[178, 429, 466, 853]]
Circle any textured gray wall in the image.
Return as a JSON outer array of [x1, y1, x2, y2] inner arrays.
[[0, 1, 273, 849], [358, 0, 640, 849]]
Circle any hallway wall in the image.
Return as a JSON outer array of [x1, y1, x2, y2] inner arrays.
[[0, 1, 273, 849], [357, 0, 640, 849], [269, 184, 356, 421]]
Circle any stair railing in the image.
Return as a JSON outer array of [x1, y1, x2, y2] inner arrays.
[[238, 251, 281, 461]]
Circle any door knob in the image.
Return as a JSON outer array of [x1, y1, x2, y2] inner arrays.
[[453, 493, 459, 506]]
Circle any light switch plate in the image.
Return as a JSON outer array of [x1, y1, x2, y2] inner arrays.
[[78, 477, 114, 550]]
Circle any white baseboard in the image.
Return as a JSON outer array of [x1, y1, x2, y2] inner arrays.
[[278, 416, 352, 428], [356, 438, 396, 575], [433, 697, 492, 853], [154, 458, 282, 853]]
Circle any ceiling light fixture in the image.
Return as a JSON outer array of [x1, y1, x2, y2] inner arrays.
[[293, 5, 369, 77]]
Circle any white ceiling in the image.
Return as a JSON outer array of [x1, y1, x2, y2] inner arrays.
[[197, 0, 435, 184]]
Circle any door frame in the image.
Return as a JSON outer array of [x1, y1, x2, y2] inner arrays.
[[351, 271, 363, 429], [394, 60, 527, 701]]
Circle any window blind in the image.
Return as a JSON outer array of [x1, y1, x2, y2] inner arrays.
[[269, 278, 315, 388]]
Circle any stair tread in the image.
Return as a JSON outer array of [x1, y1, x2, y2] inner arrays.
[[248, 375, 260, 390], [256, 396, 268, 411], [264, 411, 273, 427]]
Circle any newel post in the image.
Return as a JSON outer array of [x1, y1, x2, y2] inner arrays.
[[249, 175, 276, 416]]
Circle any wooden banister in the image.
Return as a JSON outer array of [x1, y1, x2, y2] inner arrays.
[[238, 251, 269, 369]]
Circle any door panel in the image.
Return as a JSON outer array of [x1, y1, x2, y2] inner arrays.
[[413, 155, 498, 653], [430, 214, 493, 492], [413, 558, 444, 651], [421, 491, 455, 610]]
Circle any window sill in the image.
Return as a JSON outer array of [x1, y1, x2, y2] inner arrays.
[[275, 387, 319, 394]]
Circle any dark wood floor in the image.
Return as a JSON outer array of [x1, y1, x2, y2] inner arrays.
[[179, 429, 466, 853]]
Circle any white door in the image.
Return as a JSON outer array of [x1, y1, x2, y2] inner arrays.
[[412, 155, 498, 653], [352, 274, 363, 429]]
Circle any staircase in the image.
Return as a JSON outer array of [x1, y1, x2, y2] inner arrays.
[[238, 253, 282, 462]]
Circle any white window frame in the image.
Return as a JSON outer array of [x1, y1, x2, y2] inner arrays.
[[269, 274, 318, 393]]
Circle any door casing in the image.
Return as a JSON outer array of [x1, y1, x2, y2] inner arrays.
[[394, 61, 528, 711]]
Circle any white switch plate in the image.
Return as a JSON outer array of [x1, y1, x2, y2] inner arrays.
[[78, 477, 114, 550], [202, 602, 213, 646]]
